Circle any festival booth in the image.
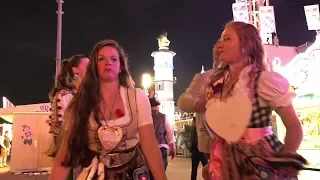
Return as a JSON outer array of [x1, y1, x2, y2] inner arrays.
[[0, 101, 53, 172], [10, 112, 52, 173], [271, 4, 320, 171]]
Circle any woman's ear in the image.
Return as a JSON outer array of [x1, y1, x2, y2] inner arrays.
[[72, 67, 78, 76]]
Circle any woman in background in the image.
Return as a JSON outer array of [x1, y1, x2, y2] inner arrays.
[[177, 39, 221, 157], [47, 54, 89, 157], [47, 54, 89, 179]]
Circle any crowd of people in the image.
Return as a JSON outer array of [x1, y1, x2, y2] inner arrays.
[[0, 131, 11, 168], [47, 21, 307, 180]]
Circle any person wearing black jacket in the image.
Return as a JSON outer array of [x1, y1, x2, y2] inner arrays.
[[190, 117, 208, 180]]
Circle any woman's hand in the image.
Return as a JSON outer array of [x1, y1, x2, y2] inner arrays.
[[202, 164, 209, 179]]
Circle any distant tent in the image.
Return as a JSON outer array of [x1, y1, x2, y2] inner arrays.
[[0, 117, 12, 124]]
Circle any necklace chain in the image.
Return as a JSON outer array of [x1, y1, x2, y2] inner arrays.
[[99, 91, 119, 125]]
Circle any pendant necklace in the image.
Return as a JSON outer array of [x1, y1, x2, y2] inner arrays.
[[97, 91, 124, 151]]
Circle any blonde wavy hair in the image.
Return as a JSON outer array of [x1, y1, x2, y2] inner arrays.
[[209, 21, 269, 98], [212, 39, 221, 68]]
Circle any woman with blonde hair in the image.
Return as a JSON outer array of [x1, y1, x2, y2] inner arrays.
[[203, 21, 306, 179], [50, 40, 166, 180]]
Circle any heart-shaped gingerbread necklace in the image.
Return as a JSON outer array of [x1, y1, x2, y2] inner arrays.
[[97, 92, 123, 151]]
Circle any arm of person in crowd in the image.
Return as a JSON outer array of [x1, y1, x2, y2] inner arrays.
[[49, 116, 72, 180], [136, 88, 167, 180], [61, 93, 74, 132], [177, 73, 207, 112], [258, 71, 303, 152], [8, 139, 11, 149], [0, 136, 5, 149], [61, 93, 73, 113], [164, 115, 176, 159]]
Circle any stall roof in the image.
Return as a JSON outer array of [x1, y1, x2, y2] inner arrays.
[[0, 103, 50, 123], [0, 117, 12, 124], [264, 45, 297, 68]]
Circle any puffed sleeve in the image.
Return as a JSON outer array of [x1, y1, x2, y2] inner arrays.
[[258, 71, 296, 109], [60, 93, 73, 113], [63, 108, 73, 131], [136, 88, 153, 128], [61, 93, 74, 131]]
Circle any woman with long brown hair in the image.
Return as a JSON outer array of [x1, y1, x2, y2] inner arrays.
[[203, 22, 305, 179], [49, 40, 166, 180], [47, 54, 89, 157], [47, 54, 89, 180]]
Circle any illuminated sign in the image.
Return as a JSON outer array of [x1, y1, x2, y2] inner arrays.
[[154, 61, 174, 70], [40, 105, 50, 112], [154, 63, 174, 69], [153, 51, 175, 70], [155, 82, 165, 91], [304, 4, 320, 30], [154, 69, 173, 81], [155, 81, 174, 101], [277, 35, 320, 95], [232, 2, 249, 23]]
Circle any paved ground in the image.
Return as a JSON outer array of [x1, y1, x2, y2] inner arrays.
[[0, 157, 202, 180], [0, 157, 319, 179]]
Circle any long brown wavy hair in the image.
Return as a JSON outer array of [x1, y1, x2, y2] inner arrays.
[[209, 21, 267, 98], [62, 40, 132, 167]]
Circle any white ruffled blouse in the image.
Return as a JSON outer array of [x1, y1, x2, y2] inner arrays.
[[205, 65, 296, 142], [212, 65, 296, 109]]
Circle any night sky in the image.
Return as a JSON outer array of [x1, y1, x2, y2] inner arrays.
[[0, 0, 319, 106]]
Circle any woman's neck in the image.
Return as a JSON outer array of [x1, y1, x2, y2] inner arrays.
[[74, 79, 81, 90], [100, 80, 120, 96], [228, 61, 247, 79]]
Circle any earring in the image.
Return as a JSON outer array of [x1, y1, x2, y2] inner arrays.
[[74, 73, 78, 80]]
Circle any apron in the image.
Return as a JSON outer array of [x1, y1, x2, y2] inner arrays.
[[77, 145, 149, 180]]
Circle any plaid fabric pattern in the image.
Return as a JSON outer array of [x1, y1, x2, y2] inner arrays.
[[248, 70, 284, 152]]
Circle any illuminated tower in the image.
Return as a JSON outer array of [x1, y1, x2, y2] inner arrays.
[[151, 33, 176, 125]]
